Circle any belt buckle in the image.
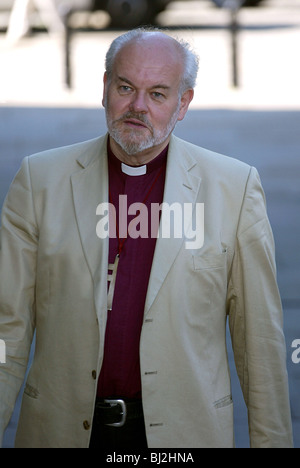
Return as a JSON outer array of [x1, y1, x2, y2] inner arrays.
[[104, 399, 127, 427]]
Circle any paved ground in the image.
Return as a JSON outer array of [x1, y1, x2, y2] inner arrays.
[[0, 0, 299, 448]]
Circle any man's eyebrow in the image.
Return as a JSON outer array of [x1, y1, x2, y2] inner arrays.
[[118, 76, 134, 86], [151, 84, 171, 91], [117, 76, 170, 90]]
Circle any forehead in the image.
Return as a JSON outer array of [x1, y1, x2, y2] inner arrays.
[[112, 38, 183, 89]]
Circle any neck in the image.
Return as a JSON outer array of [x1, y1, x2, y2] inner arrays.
[[109, 136, 171, 166]]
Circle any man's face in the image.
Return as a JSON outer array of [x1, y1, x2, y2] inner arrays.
[[103, 37, 193, 162]]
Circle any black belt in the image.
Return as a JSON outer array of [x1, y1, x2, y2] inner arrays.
[[94, 398, 144, 428]]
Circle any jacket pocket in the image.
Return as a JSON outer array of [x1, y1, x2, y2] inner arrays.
[[24, 383, 39, 399], [214, 395, 233, 409], [193, 250, 227, 271], [214, 395, 235, 447]]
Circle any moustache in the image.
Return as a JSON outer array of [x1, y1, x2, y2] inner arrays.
[[116, 112, 153, 131]]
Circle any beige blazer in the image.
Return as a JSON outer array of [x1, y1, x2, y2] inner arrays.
[[0, 134, 293, 448]]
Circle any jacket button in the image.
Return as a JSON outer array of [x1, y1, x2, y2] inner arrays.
[[83, 420, 91, 430], [92, 370, 97, 380]]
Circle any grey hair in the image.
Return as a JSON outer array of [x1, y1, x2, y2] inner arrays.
[[105, 27, 199, 95]]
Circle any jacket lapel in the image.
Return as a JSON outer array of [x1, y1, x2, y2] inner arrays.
[[144, 135, 202, 315], [71, 136, 109, 322]]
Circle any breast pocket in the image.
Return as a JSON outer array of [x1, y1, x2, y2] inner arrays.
[[191, 250, 229, 315], [193, 250, 227, 271]]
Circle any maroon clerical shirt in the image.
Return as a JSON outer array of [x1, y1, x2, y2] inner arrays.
[[97, 141, 168, 399]]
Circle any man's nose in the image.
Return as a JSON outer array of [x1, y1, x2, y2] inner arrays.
[[129, 91, 148, 113]]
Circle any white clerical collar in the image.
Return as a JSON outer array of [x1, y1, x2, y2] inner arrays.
[[121, 162, 147, 176]]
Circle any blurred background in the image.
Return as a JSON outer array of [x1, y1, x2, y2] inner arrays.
[[0, 0, 299, 448]]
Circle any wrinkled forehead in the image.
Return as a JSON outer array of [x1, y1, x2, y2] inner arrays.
[[112, 36, 184, 88]]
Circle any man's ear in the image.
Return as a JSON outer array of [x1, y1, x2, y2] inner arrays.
[[102, 72, 108, 108], [177, 89, 194, 122]]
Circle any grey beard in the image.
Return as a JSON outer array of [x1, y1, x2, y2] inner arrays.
[[108, 125, 156, 156], [105, 105, 181, 157]]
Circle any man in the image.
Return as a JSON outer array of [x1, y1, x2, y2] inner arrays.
[[0, 28, 293, 448]]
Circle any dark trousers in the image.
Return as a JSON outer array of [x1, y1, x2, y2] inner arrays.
[[89, 399, 148, 449]]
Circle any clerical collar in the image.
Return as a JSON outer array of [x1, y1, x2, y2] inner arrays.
[[107, 139, 169, 176], [121, 163, 147, 177]]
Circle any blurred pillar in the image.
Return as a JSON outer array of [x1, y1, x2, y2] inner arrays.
[[216, 0, 243, 87], [6, 0, 64, 44], [230, 6, 240, 87], [6, 0, 31, 43]]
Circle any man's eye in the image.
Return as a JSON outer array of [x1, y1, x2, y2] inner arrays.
[[151, 92, 164, 100], [119, 86, 133, 94]]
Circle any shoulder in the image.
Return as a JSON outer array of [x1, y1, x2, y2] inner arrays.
[[27, 135, 107, 171], [170, 134, 254, 197], [19, 135, 108, 192], [170, 134, 251, 176]]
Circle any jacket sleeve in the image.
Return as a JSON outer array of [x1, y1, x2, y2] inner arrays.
[[228, 166, 293, 448], [0, 157, 37, 447]]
